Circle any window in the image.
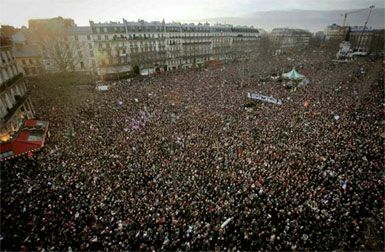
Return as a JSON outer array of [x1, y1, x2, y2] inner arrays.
[[78, 51, 82, 58], [97, 35, 101, 40], [22, 59, 26, 65], [87, 35, 91, 40], [75, 35, 79, 41], [1, 52, 7, 63], [105, 35, 108, 40], [90, 51, 94, 57], [88, 43, 92, 49], [29, 59, 34, 64], [80, 62, 85, 69]]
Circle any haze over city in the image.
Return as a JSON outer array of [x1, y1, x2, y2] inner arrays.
[[1, 0, 384, 31]]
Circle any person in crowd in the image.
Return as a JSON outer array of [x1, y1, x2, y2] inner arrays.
[[1, 51, 384, 251]]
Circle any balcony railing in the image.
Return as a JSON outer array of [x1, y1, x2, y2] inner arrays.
[[98, 47, 112, 51], [0, 73, 23, 94], [2, 90, 30, 124], [182, 41, 212, 45]]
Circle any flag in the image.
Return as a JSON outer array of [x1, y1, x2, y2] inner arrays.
[[342, 181, 347, 192]]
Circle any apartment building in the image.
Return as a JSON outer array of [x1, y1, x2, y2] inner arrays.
[[349, 26, 385, 52], [27, 17, 92, 73], [14, 45, 44, 76], [0, 37, 35, 143], [89, 19, 259, 76], [324, 24, 350, 41], [270, 28, 312, 54], [67, 26, 98, 73], [7, 17, 259, 77]]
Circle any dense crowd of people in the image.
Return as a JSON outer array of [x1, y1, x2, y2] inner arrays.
[[1, 51, 384, 251]]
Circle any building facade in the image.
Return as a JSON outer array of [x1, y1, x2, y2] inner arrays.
[[67, 26, 98, 73], [269, 28, 312, 54], [0, 38, 35, 142], [324, 24, 350, 41], [8, 17, 260, 77], [89, 19, 260, 76], [14, 45, 44, 76], [349, 26, 385, 52], [324, 24, 384, 52]]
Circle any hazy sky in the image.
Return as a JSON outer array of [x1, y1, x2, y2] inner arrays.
[[1, 0, 383, 27]]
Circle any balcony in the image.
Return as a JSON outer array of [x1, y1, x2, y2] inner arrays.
[[112, 36, 128, 41], [0, 73, 23, 94], [182, 41, 212, 45], [2, 90, 30, 124], [98, 47, 112, 52]]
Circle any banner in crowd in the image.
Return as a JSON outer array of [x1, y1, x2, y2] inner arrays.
[[247, 93, 282, 105]]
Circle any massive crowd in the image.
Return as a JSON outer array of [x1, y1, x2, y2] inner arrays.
[[1, 51, 384, 251]]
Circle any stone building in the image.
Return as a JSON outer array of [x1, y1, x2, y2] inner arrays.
[[269, 28, 312, 54], [324, 24, 350, 41], [89, 19, 259, 77], [349, 26, 384, 52], [67, 26, 98, 73], [7, 17, 260, 77], [27, 17, 92, 73], [0, 37, 35, 143], [14, 45, 43, 76]]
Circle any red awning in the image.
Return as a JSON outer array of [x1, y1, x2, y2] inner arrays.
[[0, 120, 49, 161]]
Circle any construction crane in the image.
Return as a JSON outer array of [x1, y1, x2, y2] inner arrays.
[[357, 5, 375, 51], [341, 5, 375, 27]]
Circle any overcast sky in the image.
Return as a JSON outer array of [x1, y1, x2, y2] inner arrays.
[[1, 0, 383, 28]]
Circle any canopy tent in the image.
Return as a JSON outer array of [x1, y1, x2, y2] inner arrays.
[[282, 68, 305, 80], [0, 120, 49, 161]]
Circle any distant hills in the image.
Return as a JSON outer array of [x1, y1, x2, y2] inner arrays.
[[197, 8, 385, 32]]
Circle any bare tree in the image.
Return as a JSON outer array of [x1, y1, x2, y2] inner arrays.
[[258, 35, 272, 57], [29, 29, 83, 72]]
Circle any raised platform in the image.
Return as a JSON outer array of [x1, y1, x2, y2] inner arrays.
[[0, 119, 49, 161]]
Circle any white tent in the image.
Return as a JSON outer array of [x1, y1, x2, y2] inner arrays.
[[282, 68, 305, 81]]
